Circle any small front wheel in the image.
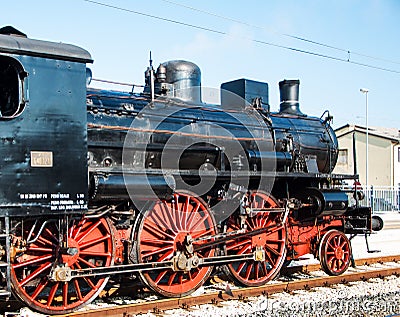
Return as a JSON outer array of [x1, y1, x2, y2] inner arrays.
[[319, 229, 351, 276]]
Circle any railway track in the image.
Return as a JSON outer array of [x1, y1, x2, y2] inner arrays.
[[49, 255, 400, 317]]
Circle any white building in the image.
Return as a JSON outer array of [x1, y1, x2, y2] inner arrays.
[[334, 124, 400, 188]]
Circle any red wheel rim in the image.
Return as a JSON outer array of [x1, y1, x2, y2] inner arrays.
[[11, 217, 114, 314], [225, 191, 286, 286], [137, 192, 216, 297], [319, 230, 351, 276]]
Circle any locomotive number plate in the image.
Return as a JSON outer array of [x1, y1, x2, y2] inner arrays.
[[31, 151, 53, 167]]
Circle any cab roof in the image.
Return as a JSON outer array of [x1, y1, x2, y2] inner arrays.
[[0, 26, 92, 63]]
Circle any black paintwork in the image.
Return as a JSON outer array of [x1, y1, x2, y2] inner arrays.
[[0, 31, 341, 216], [86, 86, 339, 204], [0, 42, 89, 216]]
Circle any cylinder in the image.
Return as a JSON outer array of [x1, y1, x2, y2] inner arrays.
[[319, 190, 349, 216], [294, 188, 348, 217]]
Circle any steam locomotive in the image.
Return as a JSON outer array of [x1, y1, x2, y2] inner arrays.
[[0, 26, 382, 314]]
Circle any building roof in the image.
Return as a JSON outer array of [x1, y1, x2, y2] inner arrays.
[[335, 124, 400, 142]]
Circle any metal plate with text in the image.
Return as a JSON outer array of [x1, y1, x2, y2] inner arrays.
[[30, 151, 53, 167]]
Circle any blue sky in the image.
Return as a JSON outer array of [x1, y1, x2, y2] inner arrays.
[[3, 0, 400, 129]]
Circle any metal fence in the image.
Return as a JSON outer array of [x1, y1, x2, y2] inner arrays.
[[358, 186, 400, 212]]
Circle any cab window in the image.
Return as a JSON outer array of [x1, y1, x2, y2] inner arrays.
[[0, 56, 27, 118]]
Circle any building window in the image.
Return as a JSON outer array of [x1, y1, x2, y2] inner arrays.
[[338, 149, 348, 165], [0, 56, 27, 118]]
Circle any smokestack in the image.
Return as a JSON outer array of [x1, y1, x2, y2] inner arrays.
[[279, 79, 304, 116]]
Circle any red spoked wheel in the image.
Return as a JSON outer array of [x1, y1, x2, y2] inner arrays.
[[225, 191, 286, 286], [319, 229, 351, 276], [11, 217, 114, 314], [136, 191, 216, 297]]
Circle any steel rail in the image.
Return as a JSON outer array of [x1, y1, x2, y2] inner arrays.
[[59, 255, 400, 317], [281, 254, 400, 275]]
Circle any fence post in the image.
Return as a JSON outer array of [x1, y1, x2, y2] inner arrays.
[[370, 185, 374, 212], [398, 183, 400, 211]]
